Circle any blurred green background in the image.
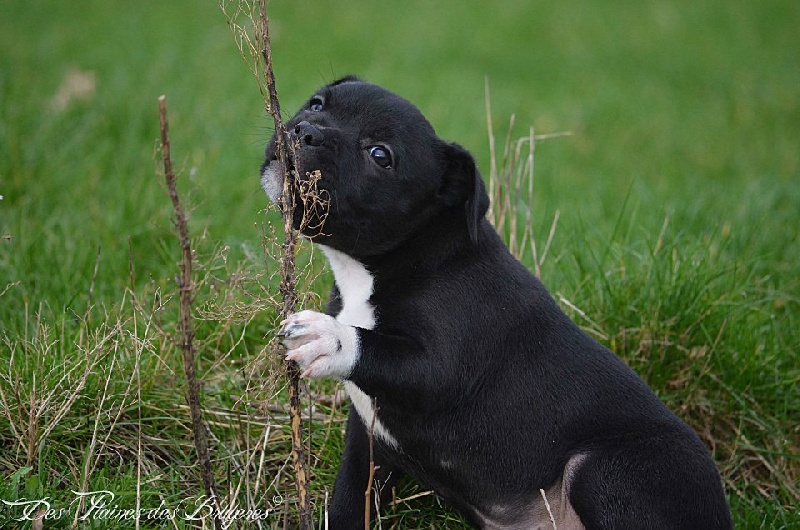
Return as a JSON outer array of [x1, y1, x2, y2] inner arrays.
[[2, 1, 798, 301]]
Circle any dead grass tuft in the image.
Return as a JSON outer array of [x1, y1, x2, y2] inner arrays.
[[485, 78, 569, 277]]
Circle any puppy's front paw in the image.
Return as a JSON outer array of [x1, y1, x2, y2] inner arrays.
[[278, 310, 358, 379]]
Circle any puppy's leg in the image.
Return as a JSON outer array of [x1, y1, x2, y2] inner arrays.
[[279, 310, 445, 412], [568, 436, 732, 530], [328, 409, 401, 529]]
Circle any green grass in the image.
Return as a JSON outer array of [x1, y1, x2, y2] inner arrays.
[[1, 0, 798, 528]]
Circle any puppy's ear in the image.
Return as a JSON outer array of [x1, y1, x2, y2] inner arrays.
[[331, 75, 361, 86], [439, 142, 490, 244]]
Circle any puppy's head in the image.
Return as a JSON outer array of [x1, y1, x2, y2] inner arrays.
[[261, 77, 488, 257]]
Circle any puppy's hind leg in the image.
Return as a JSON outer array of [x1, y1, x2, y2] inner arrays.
[[327, 409, 401, 529], [567, 436, 732, 530]]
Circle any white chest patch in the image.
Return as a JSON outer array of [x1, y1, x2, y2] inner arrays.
[[320, 245, 399, 449], [322, 245, 376, 329]]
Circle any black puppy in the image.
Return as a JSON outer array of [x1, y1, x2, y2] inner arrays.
[[261, 77, 732, 529]]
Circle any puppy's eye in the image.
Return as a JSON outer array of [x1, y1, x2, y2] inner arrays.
[[309, 96, 324, 112], [368, 146, 393, 169]]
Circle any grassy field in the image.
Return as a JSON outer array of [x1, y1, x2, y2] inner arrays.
[[1, 0, 798, 528]]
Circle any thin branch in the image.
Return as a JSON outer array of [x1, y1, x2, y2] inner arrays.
[[254, 2, 312, 527], [539, 488, 557, 530], [365, 399, 378, 530], [158, 95, 221, 530]]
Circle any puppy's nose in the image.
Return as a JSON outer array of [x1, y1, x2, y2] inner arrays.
[[292, 121, 324, 146]]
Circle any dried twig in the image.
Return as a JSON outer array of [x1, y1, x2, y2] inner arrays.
[[31, 510, 45, 530], [365, 399, 378, 529], [221, 1, 334, 525], [158, 95, 221, 530], [253, 2, 312, 526], [539, 488, 557, 530]]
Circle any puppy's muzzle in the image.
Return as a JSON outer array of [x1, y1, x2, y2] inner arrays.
[[292, 121, 324, 147], [261, 121, 326, 204]]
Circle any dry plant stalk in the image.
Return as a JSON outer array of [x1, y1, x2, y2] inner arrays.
[[539, 488, 557, 530], [220, 1, 334, 525], [364, 400, 378, 529], [484, 77, 569, 277], [158, 95, 221, 530], [251, 1, 312, 526]]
